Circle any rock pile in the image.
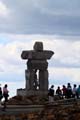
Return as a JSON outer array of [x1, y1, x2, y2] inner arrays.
[[0, 101, 80, 120], [7, 95, 48, 105]]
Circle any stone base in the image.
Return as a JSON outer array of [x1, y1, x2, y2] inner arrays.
[[17, 88, 48, 97]]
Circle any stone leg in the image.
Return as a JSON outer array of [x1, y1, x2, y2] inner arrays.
[[39, 70, 48, 91], [29, 70, 37, 90], [33, 72, 38, 90], [25, 70, 30, 90]]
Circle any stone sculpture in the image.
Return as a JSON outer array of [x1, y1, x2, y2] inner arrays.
[[21, 42, 54, 90], [17, 42, 54, 96]]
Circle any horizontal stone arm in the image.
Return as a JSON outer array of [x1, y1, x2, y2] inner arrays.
[[21, 50, 54, 60]]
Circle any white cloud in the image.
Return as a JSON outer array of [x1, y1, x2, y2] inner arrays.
[[32, 0, 80, 17], [38, 5, 80, 17], [0, 81, 25, 98], [0, 1, 9, 17], [0, 0, 80, 34], [0, 34, 80, 74], [49, 67, 80, 85], [50, 40, 80, 66]]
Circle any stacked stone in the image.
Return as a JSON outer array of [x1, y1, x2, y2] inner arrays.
[[21, 42, 54, 92]]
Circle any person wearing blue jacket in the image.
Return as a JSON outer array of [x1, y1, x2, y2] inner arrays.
[[76, 85, 80, 99]]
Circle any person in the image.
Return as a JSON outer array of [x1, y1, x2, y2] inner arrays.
[[66, 83, 72, 98], [72, 84, 77, 98], [0, 87, 3, 107], [76, 85, 80, 99], [2, 84, 9, 110], [48, 85, 54, 102], [62, 85, 67, 99], [56, 86, 62, 99], [3, 84, 9, 102]]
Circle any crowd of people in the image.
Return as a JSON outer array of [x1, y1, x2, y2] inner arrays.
[[0, 84, 9, 109], [0, 83, 80, 104], [48, 83, 80, 102]]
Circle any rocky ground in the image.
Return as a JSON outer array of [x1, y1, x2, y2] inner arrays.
[[0, 95, 80, 120], [7, 95, 49, 105]]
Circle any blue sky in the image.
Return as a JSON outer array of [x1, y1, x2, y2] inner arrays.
[[0, 0, 80, 97]]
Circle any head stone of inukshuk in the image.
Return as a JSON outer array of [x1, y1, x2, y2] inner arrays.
[[21, 42, 54, 91]]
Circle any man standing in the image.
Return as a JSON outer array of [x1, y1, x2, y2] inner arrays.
[[48, 85, 54, 102], [0, 85, 3, 107], [3, 84, 9, 110]]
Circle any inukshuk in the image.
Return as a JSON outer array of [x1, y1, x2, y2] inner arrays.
[[21, 42, 54, 95]]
